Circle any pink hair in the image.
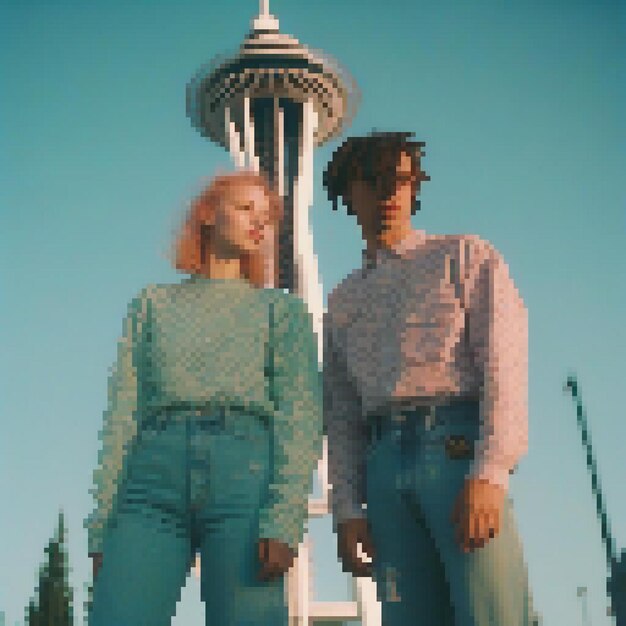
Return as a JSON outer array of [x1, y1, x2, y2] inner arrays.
[[174, 171, 282, 288]]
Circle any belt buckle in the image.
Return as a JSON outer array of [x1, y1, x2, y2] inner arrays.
[[444, 434, 474, 460]]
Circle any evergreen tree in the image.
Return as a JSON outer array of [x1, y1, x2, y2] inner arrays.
[[25, 511, 74, 626]]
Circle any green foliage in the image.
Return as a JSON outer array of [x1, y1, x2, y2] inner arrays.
[[25, 511, 74, 626]]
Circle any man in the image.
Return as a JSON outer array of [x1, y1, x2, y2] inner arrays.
[[322, 131, 538, 625]]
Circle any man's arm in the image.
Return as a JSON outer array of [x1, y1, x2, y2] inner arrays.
[[451, 242, 528, 552], [323, 317, 376, 576], [323, 319, 368, 528], [467, 242, 529, 491]]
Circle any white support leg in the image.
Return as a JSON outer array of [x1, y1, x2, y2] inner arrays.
[[292, 99, 324, 358], [287, 534, 312, 626], [224, 105, 246, 169], [243, 95, 260, 173]]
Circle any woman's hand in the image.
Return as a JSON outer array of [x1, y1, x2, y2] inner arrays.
[[257, 538, 296, 582]]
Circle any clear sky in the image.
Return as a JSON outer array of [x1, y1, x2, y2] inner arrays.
[[1, 1, 624, 625]]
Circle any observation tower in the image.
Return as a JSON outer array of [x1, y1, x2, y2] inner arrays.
[[186, 4, 378, 626], [186, 0, 359, 342]]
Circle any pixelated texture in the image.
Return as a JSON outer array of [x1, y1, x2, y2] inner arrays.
[[86, 277, 323, 554], [324, 228, 528, 524]]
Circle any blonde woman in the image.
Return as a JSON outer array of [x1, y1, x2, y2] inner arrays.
[[86, 171, 322, 626]]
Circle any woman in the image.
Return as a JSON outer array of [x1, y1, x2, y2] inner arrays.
[[86, 171, 322, 626]]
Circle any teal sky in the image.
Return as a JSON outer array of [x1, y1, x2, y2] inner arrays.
[[1, 1, 624, 624]]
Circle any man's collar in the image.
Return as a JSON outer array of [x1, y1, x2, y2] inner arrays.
[[362, 228, 427, 269]]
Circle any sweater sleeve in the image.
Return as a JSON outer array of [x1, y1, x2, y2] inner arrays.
[[257, 295, 323, 551], [466, 244, 529, 491], [323, 317, 367, 531], [85, 289, 149, 554]]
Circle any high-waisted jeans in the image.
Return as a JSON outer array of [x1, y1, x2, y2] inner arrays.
[[90, 410, 288, 626], [365, 401, 540, 626]]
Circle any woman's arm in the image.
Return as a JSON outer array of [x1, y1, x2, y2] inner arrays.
[[84, 289, 149, 555], [257, 294, 323, 552]]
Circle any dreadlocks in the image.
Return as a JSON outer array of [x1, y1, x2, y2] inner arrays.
[[322, 131, 430, 214]]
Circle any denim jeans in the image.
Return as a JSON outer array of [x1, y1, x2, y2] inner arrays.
[[365, 401, 539, 626], [90, 410, 288, 626]]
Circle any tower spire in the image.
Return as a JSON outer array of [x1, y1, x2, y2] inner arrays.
[[252, 0, 278, 31]]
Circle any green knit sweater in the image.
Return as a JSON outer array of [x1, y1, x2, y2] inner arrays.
[[86, 276, 322, 553]]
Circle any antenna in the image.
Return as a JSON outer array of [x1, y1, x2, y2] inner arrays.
[[252, 0, 278, 31]]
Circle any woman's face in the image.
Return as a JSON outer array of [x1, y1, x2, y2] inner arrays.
[[211, 182, 272, 256]]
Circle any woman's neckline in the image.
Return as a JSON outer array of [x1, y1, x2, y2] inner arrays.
[[186, 274, 251, 286]]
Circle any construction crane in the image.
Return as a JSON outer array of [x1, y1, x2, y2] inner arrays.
[[565, 374, 625, 625]]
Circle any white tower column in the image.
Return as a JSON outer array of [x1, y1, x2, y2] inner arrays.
[[293, 98, 324, 351], [187, 2, 374, 622]]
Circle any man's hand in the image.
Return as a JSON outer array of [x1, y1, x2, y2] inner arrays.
[[451, 477, 505, 553], [257, 538, 296, 582], [89, 552, 103, 581], [336, 518, 375, 577]]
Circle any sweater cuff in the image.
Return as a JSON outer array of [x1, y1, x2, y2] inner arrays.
[[470, 463, 511, 492]]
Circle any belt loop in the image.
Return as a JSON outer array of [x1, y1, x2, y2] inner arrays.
[[423, 405, 436, 431], [368, 415, 382, 444]]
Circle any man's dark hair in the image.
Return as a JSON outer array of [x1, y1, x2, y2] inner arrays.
[[322, 131, 430, 214]]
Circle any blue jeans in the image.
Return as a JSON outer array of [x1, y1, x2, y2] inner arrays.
[[366, 401, 539, 626], [90, 410, 288, 626]]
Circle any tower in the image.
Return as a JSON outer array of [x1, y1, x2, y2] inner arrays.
[[186, 0, 359, 344], [185, 4, 379, 625]]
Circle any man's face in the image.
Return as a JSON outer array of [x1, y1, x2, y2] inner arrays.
[[348, 150, 416, 244]]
